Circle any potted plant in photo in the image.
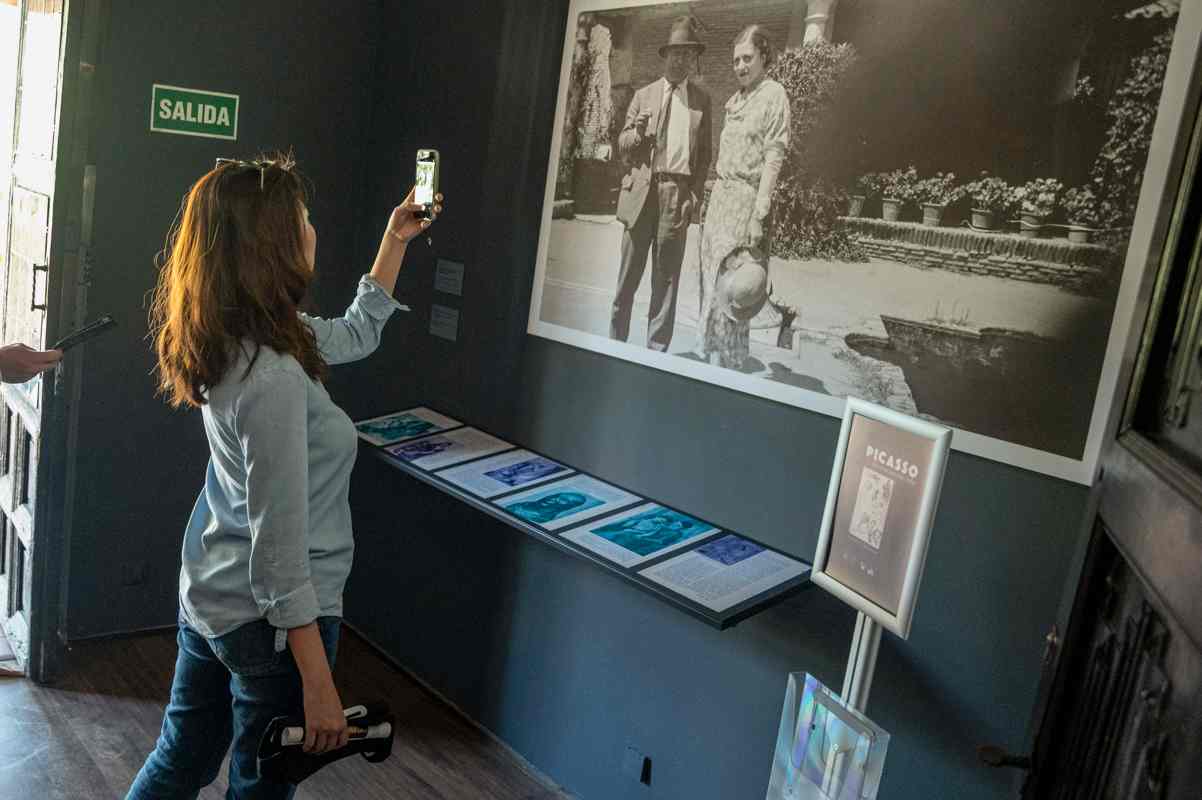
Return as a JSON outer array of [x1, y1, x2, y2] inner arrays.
[[880, 165, 918, 222], [1061, 186, 1100, 244], [913, 172, 961, 227], [966, 173, 1010, 231], [1012, 178, 1063, 238], [849, 172, 883, 217]]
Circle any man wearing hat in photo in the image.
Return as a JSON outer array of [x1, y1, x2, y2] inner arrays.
[[610, 15, 712, 352]]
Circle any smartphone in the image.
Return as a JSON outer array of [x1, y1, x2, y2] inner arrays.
[[414, 149, 440, 218], [52, 315, 117, 352]]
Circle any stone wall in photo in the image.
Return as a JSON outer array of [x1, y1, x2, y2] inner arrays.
[[840, 216, 1116, 295]]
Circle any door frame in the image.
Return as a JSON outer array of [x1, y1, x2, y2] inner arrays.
[[6, 0, 105, 684]]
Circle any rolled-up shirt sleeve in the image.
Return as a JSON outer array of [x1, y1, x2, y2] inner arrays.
[[237, 366, 320, 629], [301, 274, 408, 365]]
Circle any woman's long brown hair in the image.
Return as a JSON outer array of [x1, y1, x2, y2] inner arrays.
[[149, 153, 327, 408]]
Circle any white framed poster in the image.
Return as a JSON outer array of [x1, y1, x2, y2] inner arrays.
[[435, 449, 574, 498], [494, 474, 640, 531], [811, 398, 951, 639], [526, 0, 1202, 484], [354, 407, 461, 446], [562, 502, 720, 568], [383, 427, 512, 471]]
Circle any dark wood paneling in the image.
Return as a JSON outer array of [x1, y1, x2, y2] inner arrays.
[[1025, 523, 1202, 800], [1100, 433, 1202, 653]]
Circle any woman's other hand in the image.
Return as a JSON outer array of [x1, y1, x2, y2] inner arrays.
[[387, 187, 443, 243], [301, 673, 348, 754], [288, 622, 348, 754], [747, 216, 765, 249]]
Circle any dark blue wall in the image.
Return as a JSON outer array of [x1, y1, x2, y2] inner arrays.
[[67, 0, 383, 637], [342, 2, 1093, 798]]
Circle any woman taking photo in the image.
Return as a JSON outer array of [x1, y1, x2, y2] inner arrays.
[[698, 25, 791, 369], [127, 153, 441, 799]]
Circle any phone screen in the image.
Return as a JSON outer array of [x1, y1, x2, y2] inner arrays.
[[415, 160, 435, 206]]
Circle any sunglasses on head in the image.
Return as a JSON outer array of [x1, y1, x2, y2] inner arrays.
[[214, 156, 294, 190]]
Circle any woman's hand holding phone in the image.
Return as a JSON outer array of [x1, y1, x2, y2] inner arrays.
[[371, 188, 446, 294], [386, 186, 443, 244]]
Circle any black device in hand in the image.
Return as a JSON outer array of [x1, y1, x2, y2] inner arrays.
[[53, 315, 117, 352]]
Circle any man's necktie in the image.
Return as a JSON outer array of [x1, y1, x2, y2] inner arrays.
[[657, 81, 679, 148]]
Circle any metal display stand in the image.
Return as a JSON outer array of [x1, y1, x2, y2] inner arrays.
[[796, 396, 952, 799], [840, 611, 882, 713], [815, 613, 882, 797], [810, 398, 953, 711]]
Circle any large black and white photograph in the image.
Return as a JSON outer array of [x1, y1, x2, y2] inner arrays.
[[528, 0, 1198, 482]]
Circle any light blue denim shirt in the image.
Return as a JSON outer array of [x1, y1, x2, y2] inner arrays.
[[179, 275, 406, 638]]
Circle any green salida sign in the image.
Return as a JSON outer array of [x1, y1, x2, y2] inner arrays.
[[150, 84, 239, 140]]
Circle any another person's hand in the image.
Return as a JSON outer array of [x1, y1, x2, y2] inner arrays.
[[0, 343, 62, 383], [387, 187, 443, 243], [301, 673, 349, 755]]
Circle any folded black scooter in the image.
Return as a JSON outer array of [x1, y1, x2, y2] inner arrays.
[[257, 702, 395, 784]]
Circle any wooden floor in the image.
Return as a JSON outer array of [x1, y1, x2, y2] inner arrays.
[[0, 628, 570, 799]]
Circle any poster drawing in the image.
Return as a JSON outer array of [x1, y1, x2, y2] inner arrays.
[[486, 456, 566, 487], [390, 438, 453, 462], [437, 450, 573, 498], [698, 533, 764, 564], [640, 534, 810, 612], [383, 427, 512, 471], [563, 502, 720, 567], [591, 505, 712, 555], [496, 474, 640, 531], [528, 0, 1199, 483], [508, 490, 604, 524], [355, 407, 460, 446], [825, 414, 933, 616], [848, 467, 892, 550]]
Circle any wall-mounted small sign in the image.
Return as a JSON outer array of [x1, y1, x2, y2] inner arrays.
[[150, 84, 239, 140], [434, 259, 465, 297], [430, 304, 459, 342]]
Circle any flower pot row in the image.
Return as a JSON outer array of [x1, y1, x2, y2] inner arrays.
[[866, 197, 959, 227], [849, 170, 1103, 243], [847, 197, 1097, 243]]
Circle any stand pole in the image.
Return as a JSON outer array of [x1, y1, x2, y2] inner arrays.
[[839, 612, 865, 703], [822, 612, 882, 797], [840, 611, 881, 713]]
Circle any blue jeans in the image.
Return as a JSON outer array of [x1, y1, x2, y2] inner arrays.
[[126, 614, 341, 800]]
